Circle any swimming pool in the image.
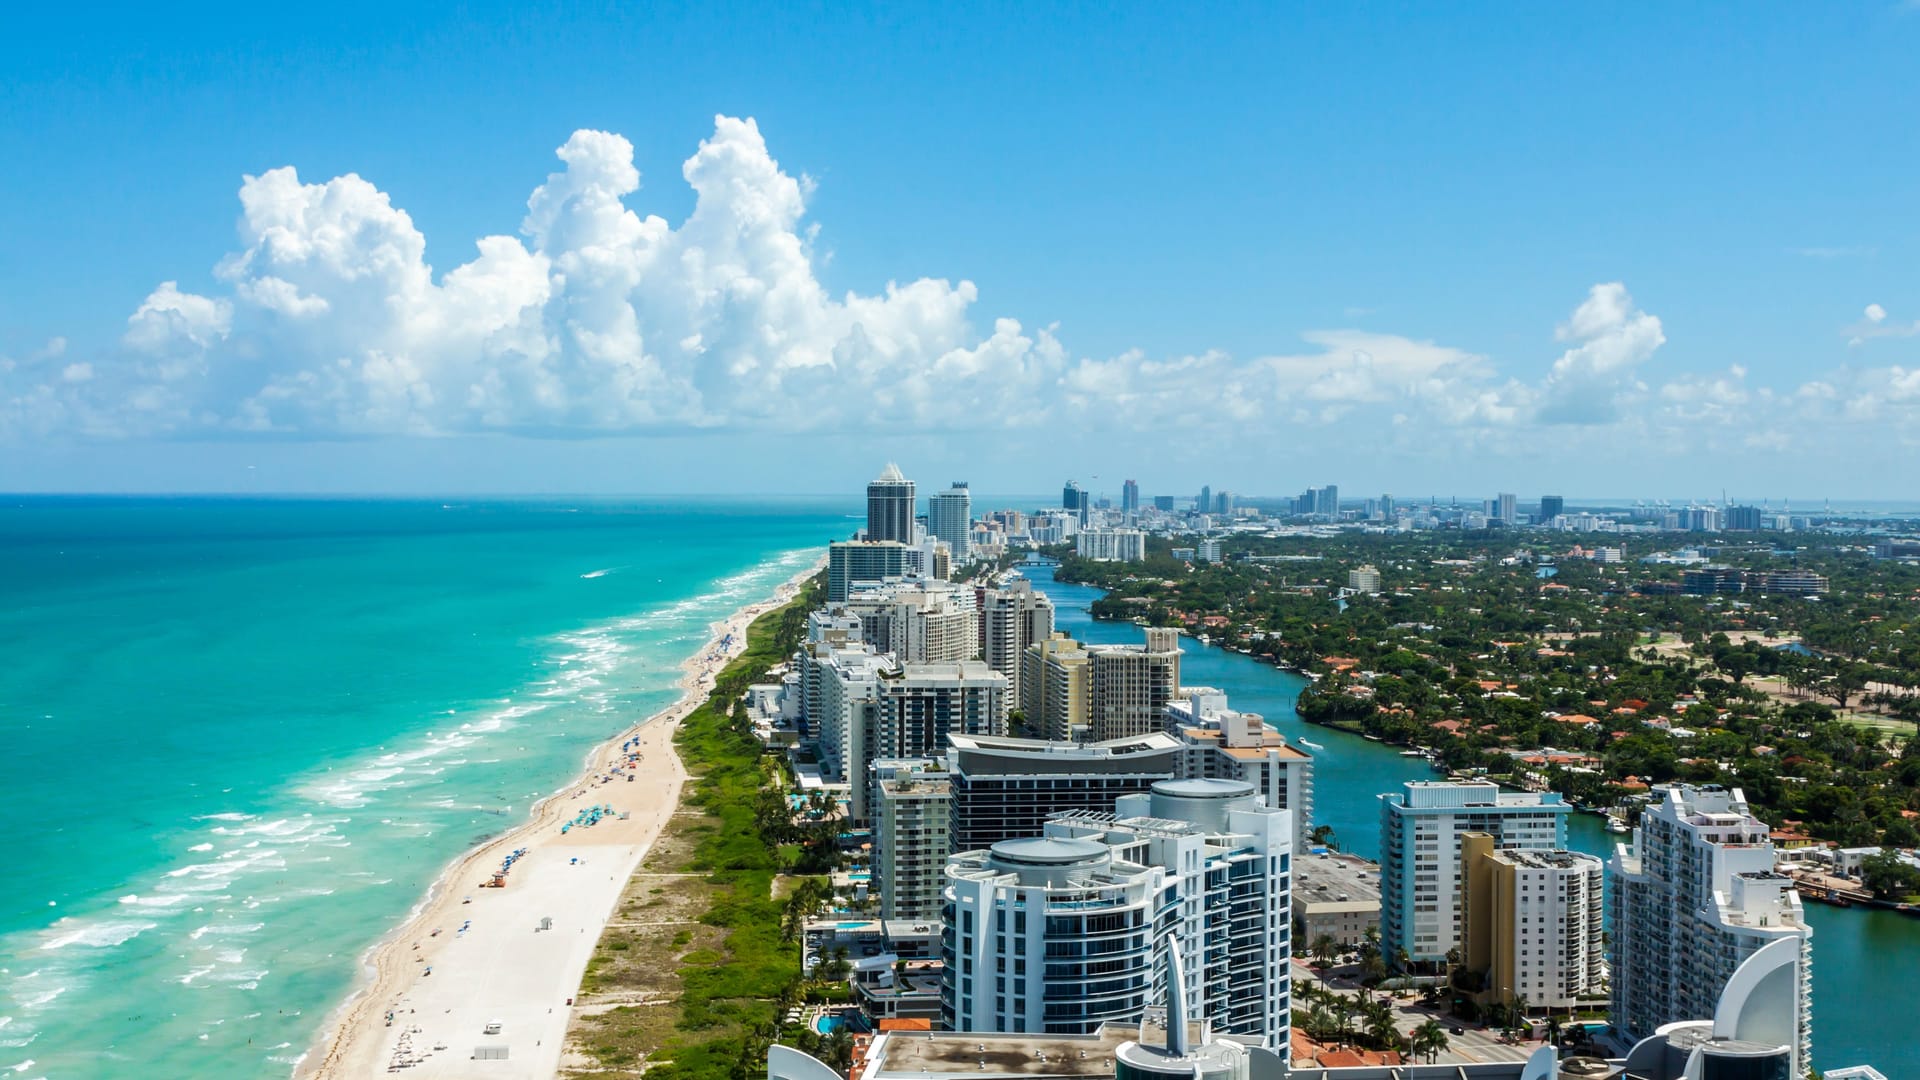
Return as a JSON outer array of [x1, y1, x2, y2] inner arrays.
[[814, 1015, 845, 1035]]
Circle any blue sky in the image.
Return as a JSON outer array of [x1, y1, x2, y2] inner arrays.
[[2, 3, 1918, 499]]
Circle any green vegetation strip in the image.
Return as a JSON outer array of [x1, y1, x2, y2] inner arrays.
[[565, 576, 827, 1080]]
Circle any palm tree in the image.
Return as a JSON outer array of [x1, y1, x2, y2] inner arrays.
[[1305, 1004, 1339, 1043], [1311, 933, 1341, 980], [1361, 998, 1399, 1051], [1335, 994, 1359, 1046], [1412, 1019, 1450, 1063]]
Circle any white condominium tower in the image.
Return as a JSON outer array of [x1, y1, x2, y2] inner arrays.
[[866, 463, 916, 544], [980, 578, 1054, 704], [1075, 527, 1147, 562], [927, 482, 972, 558], [1608, 785, 1813, 1074], [942, 778, 1291, 1048], [805, 644, 889, 796], [839, 580, 979, 664], [1088, 627, 1182, 741], [870, 758, 951, 922], [1378, 781, 1570, 967]]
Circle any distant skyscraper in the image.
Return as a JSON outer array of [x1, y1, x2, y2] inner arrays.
[[1381, 493, 1395, 518], [1063, 480, 1090, 525], [1198, 485, 1211, 514], [1726, 505, 1764, 531], [1539, 494, 1564, 521], [927, 482, 972, 556], [866, 463, 915, 543], [1121, 478, 1139, 513], [1496, 492, 1517, 524], [1317, 484, 1339, 516], [1152, 494, 1176, 512]]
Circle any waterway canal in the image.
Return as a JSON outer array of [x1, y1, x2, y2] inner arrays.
[[1026, 562, 1906, 1074]]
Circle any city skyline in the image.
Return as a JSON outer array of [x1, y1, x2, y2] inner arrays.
[[5, 7, 1920, 495]]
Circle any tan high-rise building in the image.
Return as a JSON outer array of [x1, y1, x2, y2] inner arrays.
[[1462, 833, 1604, 1011], [1020, 633, 1089, 740]]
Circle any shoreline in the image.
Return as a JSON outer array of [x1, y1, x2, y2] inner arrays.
[[298, 553, 823, 1079]]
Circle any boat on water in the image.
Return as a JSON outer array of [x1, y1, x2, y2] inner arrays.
[[1608, 819, 1630, 834], [1297, 738, 1324, 750], [1399, 749, 1427, 758]]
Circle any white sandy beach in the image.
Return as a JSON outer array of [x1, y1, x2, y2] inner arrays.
[[300, 558, 819, 1079]]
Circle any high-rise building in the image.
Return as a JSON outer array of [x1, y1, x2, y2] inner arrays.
[[1166, 690, 1314, 848], [1062, 481, 1091, 526], [806, 644, 890, 791], [1347, 565, 1381, 593], [980, 579, 1054, 706], [1726, 505, 1764, 531], [1213, 491, 1234, 516], [871, 758, 951, 921], [942, 778, 1291, 1047], [796, 612, 864, 735], [1196, 538, 1222, 563], [1152, 494, 1176, 512], [1378, 782, 1571, 967], [1461, 835, 1604, 1011], [877, 661, 1008, 760], [928, 483, 972, 557], [1075, 527, 1146, 562], [1685, 506, 1723, 532], [1087, 628, 1181, 741], [1495, 492, 1517, 525], [1319, 484, 1340, 516], [1121, 479, 1139, 514], [867, 463, 917, 543], [1608, 785, 1813, 1074], [1197, 485, 1211, 514], [840, 580, 979, 663], [1539, 494, 1565, 521], [1381, 493, 1396, 519], [827, 540, 910, 602], [946, 732, 1182, 854], [1020, 632, 1089, 739]]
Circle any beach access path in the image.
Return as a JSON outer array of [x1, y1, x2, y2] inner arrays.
[[301, 559, 819, 1079]]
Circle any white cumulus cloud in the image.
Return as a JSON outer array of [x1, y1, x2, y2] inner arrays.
[[7, 114, 1900, 464]]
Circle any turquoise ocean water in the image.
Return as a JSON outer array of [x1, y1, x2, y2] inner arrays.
[[0, 497, 849, 1079]]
